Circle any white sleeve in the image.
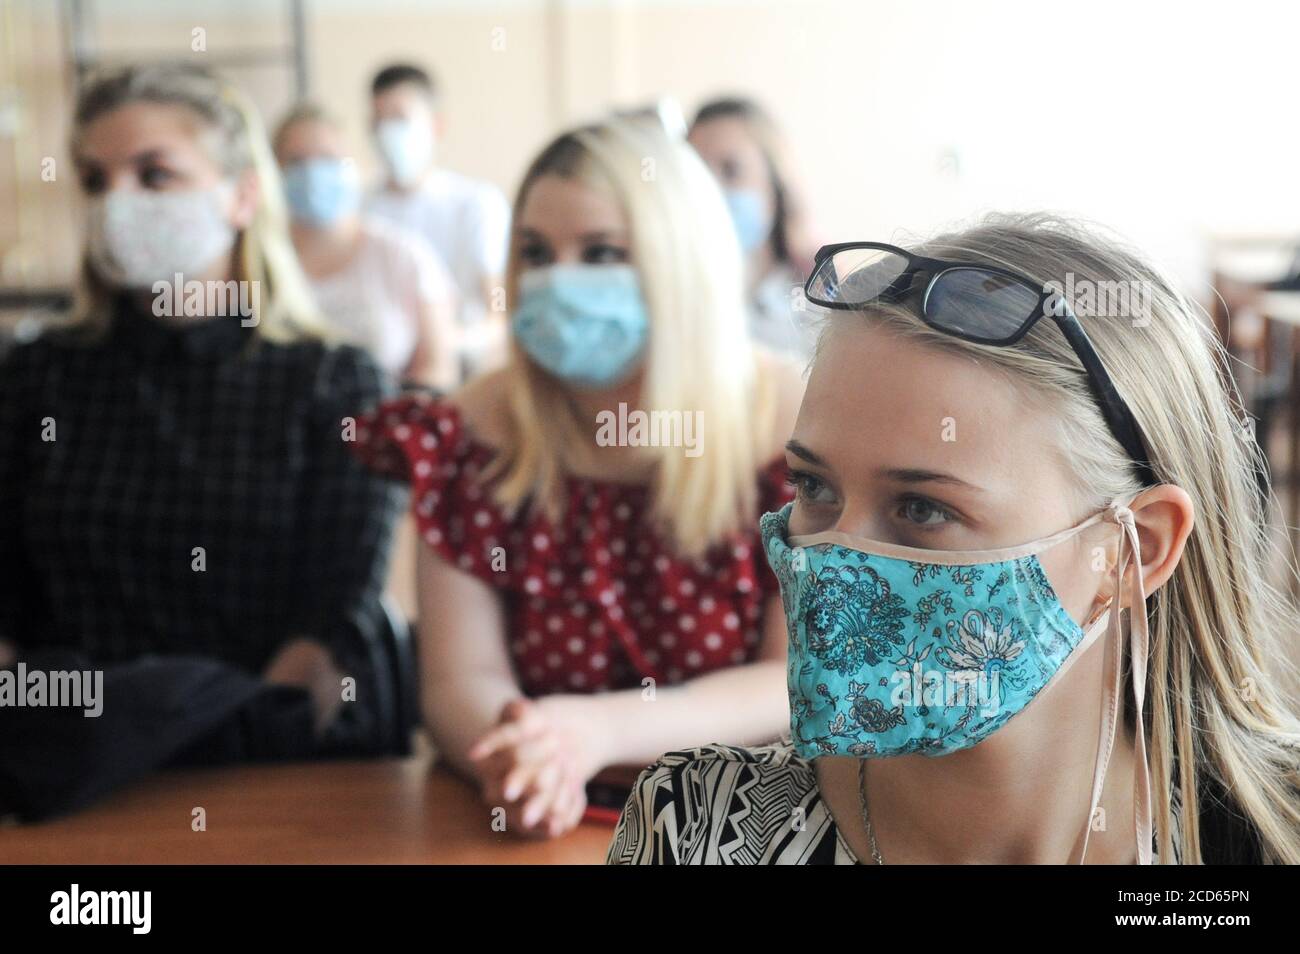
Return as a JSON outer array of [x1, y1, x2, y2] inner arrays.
[[405, 232, 456, 310], [470, 183, 511, 280]]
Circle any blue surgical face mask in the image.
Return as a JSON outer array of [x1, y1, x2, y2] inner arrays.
[[511, 264, 649, 388], [282, 157, 361, 227], [760, 497, 1156, 863], [724, 188, 771, 253]]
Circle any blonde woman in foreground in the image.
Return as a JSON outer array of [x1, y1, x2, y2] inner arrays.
[[609, 212, 1300, 864], [353, 118, 804, 838]]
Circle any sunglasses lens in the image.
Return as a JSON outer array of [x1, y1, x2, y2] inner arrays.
[[806, 247, 910, 307], [924, 267, 1041, 342]]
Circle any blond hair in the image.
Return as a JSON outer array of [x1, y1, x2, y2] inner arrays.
[[492, 118, 778, 558], [836, 212, 1300, 863], [69, 63, 326, 344], [271, 101, 342, 156]]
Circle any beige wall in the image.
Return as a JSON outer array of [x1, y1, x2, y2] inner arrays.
[[5, 0, 1300, 298]]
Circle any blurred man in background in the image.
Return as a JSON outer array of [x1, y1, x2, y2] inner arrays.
[[366, 63, 511, 379]]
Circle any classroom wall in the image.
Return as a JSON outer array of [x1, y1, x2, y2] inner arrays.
[[4, 0, 1300, 299]]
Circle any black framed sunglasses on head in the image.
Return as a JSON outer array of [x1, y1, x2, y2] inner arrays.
[[804, 241, 1157, 488]]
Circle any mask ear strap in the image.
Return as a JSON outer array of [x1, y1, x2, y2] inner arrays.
[[1077, 503, 1153, 865], [1124, 507, 1154, 864]]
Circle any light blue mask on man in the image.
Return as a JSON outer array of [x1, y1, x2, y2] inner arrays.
[[512, 263, 649, 388], [760, 498, 1156, 863], [281, 157, 360, 227]]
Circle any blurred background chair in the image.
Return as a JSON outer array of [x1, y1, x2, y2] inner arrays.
[[1209, 237, 1300, 598], [369, 595, 419, 757]]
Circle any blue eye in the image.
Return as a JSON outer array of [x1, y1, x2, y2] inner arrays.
[[899, 496, 953, 527], [582, 242, 629, 264], [518, 243, 552, 267], [788, 469, 836, 505], [140, 165, 176, 190]]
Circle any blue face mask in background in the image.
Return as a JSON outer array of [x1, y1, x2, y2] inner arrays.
[[282, 157, 361, 227], [511, 263, 650, 388], [724, 188, 772, 253]]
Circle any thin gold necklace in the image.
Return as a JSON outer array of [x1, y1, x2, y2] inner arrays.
[[857, 759, 885, 865]]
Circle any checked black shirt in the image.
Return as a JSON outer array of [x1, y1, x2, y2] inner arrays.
[[0, 300, 407, 753]]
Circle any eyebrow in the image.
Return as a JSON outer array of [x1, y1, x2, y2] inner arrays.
[[784, 439, 826, 467], [880, 468, 985, 493], [129, 149, 167, 164], [784, 439, 985, 493], [515, 227, 628, 241], [75, 148, 168, 168]]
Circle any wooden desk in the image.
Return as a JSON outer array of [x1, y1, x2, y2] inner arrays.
[[0, 756, 615, 864]]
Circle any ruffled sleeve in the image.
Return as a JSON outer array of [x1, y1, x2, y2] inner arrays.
[[352, 393, 511, 583]]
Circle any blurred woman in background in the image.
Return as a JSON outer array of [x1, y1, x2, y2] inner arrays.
[[353, 118, 804, 838], [688, 96, 822, 361], [274, 104, 459, 390], [0, 64, 404, 817]]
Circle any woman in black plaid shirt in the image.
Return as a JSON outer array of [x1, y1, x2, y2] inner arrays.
[[0, 65, 405, 816]]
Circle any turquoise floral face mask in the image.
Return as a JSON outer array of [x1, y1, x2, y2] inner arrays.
[[760, 498, 1156, 864]]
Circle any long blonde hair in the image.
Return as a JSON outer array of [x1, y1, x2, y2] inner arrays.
[[493, 118, 777, 558], [69, 63, 325, 343], [839, 212, 1300, 863]]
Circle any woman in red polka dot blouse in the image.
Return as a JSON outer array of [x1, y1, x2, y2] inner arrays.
[[353, 117, 805, 838]]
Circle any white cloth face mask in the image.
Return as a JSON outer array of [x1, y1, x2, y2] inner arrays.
[[86, 184, 238, 290], [374, 117, 435, 187]]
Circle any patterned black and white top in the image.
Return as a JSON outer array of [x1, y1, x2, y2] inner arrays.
[[607, 739, 1192, 864], [607, 740, 863, 864]]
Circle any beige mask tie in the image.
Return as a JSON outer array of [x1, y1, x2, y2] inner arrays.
[[1076, 502, 1152, 865]]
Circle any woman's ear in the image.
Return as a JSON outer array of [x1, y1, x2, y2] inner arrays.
[[1126, 483, 1196, 595], [229, 167, 259, 230]]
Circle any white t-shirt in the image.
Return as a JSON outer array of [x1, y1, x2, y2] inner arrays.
[[308, 218, 454, 376], [365, 168, 511, 331]]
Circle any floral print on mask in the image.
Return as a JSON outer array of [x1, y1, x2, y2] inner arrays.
[[761, 504, 1087, 759]]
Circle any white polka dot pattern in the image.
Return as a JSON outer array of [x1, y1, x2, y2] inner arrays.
[[354, 395, 793, 695]]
